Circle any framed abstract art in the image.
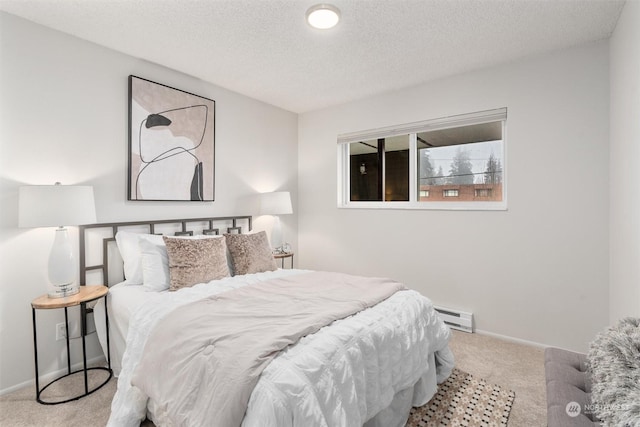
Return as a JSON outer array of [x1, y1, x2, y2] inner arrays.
[[128, 75, 215, 201]]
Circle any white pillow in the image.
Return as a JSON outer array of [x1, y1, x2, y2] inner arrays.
[[115, 231, 164, 285], [139, 238, 170, 291]]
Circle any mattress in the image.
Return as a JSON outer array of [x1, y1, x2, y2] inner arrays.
[[94, 282, 157, 376]]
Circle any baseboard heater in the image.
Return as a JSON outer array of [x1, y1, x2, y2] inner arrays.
[[434, 305, 474, 333]]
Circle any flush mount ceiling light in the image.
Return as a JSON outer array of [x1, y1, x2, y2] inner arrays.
[[306, 4, 341, 29]]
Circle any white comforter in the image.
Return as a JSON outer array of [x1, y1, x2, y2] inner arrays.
[[108, 269, 453, 427]]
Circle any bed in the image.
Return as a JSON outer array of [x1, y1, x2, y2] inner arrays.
[[79, 216, 454, 427]]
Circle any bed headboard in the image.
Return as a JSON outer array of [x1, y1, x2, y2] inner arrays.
[[78, 215, 252, 287]]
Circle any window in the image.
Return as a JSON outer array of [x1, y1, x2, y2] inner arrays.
[[349, 135, 409, 202], [338, 108, 506, 210]]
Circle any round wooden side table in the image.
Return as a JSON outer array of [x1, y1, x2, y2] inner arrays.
[[273, 251, 294, 269], [31, 285, 112, 404]]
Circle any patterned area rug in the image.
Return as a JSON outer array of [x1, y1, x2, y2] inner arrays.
[[406, 368, 515, 427]]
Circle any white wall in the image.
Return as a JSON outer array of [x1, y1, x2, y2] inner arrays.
[[609, 0, 640, 323], [298, 42, 610, 352], [0, 12, 298, 392]]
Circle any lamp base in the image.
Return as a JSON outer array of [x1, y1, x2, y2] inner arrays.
[[47, 283, 79, 299], [272, 243, 292, 254], [270, 215, 282, 250], [47, 227, 78, 298]]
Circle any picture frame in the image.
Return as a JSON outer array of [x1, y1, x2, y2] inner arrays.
[[128, 75, 215, 201]]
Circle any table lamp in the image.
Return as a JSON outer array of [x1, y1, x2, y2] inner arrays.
[[259, 191, 292, 253], [19, 183, 97, 298]]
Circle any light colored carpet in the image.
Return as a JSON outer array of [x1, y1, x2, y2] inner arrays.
[[0, 368, 116, 427], [448, 330, 546, 426], [0, 330, 545, 426]]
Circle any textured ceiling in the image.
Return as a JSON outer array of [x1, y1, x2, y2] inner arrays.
[[0, 0, 625, 113]]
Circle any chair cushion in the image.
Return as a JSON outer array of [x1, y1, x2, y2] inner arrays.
[[545, 347, 600, 426], [545, 347, 588, 371], [545, 361, 589, 391], [547, 405, 601, 427]]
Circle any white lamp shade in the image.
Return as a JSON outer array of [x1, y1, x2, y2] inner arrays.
[[19, 185, 97, 228], [259, 191, 293, 216]]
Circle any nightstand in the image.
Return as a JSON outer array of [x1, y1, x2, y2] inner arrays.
[[273, 252, 294, 269], [31, 285, 112, 404]]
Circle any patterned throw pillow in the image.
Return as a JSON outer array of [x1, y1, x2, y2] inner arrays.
[[225, 231, 278, 275], [163, 236, 230, 291]]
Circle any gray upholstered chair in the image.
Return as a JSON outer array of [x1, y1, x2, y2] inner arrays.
[[544, 347, 601, 426]]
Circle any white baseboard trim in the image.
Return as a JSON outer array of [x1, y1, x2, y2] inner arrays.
[[474, 328, 549, 349], [0, 355, 107, 396]]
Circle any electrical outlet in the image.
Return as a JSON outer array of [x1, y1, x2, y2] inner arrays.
[[56, 323, 66, 341]]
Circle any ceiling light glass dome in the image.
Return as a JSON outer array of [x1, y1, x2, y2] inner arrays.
[[306, 4, 341, 29]]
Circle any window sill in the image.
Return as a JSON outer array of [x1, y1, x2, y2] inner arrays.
[[338, 201, 508, 211]]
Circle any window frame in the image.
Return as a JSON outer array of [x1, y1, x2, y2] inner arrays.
[[337, 108, 507, 211]]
